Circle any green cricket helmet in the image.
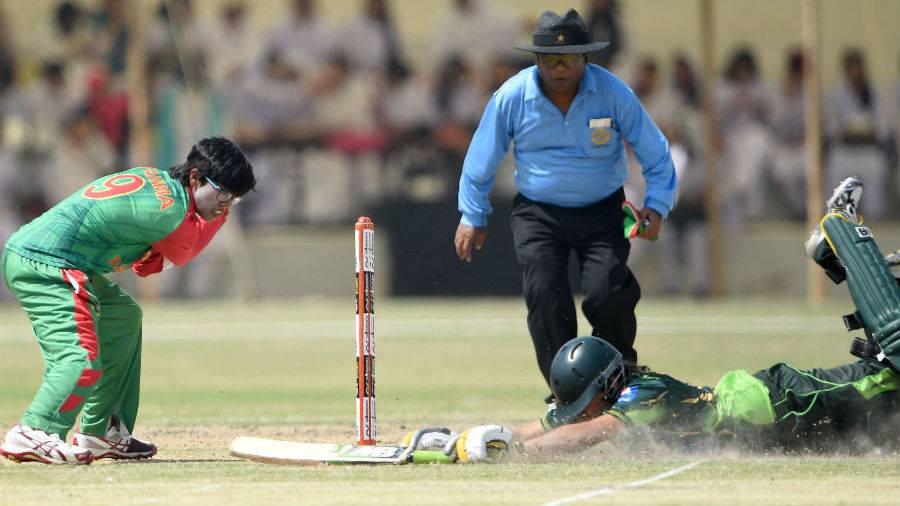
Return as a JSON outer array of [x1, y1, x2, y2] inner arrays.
[[549, 336, 626, 423]]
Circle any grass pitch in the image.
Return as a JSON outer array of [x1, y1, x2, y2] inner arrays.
[[1, 297, 899, 505]]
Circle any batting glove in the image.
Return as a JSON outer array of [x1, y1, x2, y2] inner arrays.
[[455, 425, 516, 463]]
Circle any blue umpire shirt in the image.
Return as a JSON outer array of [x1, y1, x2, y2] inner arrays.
[[458, 64, 677, 227]]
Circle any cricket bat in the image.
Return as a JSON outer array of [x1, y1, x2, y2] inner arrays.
[[230, 437, 452, 465]]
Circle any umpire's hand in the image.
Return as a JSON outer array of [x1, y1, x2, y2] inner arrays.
[[637, 208, 663, 240], [455, 223, 488, 262]]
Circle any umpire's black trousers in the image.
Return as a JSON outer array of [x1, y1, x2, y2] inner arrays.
[[510, 189, 640, 386]]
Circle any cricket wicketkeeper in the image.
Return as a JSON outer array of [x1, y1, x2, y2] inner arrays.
[[412, 177, 900, 461], [0, 137, 256, 465]]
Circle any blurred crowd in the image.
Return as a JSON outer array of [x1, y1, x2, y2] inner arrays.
[[0, 0, 899, 298]]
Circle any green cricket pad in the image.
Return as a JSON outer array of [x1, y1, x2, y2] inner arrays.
[[822, 214, 900, 369]]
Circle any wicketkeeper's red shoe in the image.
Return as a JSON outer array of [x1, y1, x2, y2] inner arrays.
[[0, 425, 94, 465]]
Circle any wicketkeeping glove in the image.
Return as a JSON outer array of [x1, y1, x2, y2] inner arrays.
[[130, 250, 172, 277], [455, 425, 516, 463]]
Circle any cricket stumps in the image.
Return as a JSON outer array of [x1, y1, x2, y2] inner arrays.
[[355, 216, 376, 445]]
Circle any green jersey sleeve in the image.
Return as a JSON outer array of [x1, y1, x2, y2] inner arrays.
[[5, 167, 189, 274]]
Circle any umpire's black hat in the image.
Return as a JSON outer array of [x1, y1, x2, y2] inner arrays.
[[514, 9, 609, 54]]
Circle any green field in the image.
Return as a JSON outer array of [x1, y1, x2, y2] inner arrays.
[[1, 297, 899, 505]]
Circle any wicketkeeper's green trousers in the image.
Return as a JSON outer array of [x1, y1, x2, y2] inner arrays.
[[2, 249, 143, 438]]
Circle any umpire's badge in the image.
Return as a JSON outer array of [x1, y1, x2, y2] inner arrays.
[[591, 127, 611, 145]]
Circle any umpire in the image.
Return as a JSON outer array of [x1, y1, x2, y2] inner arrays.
[[454, 9, 676, 386]]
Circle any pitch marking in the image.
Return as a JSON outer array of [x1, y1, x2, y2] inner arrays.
[[544, 461, 699, 506]]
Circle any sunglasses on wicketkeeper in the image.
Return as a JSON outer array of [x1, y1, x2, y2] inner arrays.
[[205, 177, 241, 204], [538, 53, 584, 68]]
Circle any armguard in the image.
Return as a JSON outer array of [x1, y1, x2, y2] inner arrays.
[[822, 213, 900, 370]]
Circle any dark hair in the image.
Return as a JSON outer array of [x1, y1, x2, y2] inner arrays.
[[725, 46, 758, 81], [672, 54, 700, 108], [169, 137, 256, 196], [639, 56, 658, 74], [42, 61, 65, 80], [842, 47, 865, 68], [842, 48, 872, 107], [625, 363, 651, 377], [787, 48, 804, 75], [56, 2, 81, 35]]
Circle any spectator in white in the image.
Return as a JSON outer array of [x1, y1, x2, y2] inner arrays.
[[304, 52, 385, 222], [203, 2, 262, 92], [6, 61, 83, 207], [335, 0, 404, 74], [434, 55, 485, 128], [585, 0, 625, 72], [431, 0, 518, 83], [232, 48, 312, 225], [825, 48, 891, 219], [310, 52, 384, 152], [147, 0, 205, 87], [770, 49, 807, 219], [662, 55, 710, 297], [46, 2, 94, 101], [380, 59, 438, 146], [716, 46, 773, 223], [14, 61, 82, 157], [432, 55, 484, 166], [49, 108, 116, 203], [625, 57, 679, 205], [267, 0, 333, 75], [233, 49, 312, 145], [154, 53, 225, 181], [377, 59, 447, 202]]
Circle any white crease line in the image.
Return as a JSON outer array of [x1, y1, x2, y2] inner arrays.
[[544, 461, 699, 506]]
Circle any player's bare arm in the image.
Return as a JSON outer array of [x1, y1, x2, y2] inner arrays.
[[523, 414, 623, 454], [510, 419, 547, 442]]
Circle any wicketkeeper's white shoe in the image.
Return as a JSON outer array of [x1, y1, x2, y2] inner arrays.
[[0, 425, 94, 465], [72, 418, 157, 460]]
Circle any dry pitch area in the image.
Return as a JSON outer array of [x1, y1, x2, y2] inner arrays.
[[1, 297, 899, 505]]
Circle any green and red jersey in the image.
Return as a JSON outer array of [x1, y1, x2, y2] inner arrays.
[[5, 167, 224, 276]]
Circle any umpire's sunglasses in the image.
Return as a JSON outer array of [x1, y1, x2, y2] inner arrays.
[[538, 53, 583, 68]]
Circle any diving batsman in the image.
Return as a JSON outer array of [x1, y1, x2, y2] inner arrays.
[[415, 176, 900, 461]]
